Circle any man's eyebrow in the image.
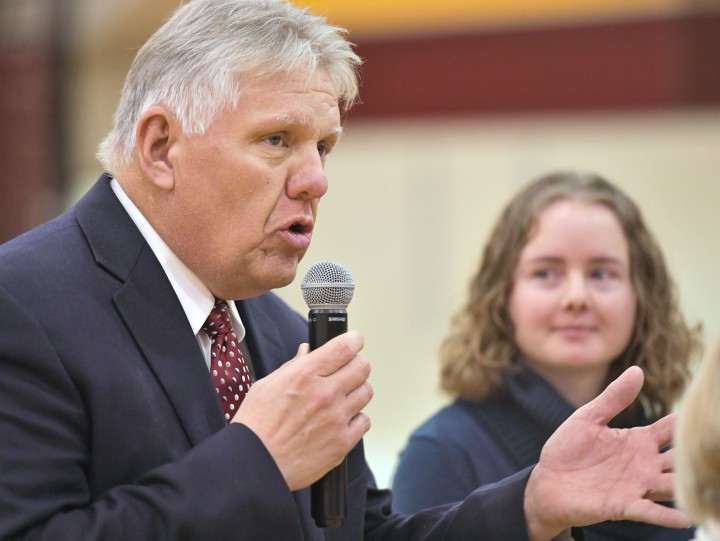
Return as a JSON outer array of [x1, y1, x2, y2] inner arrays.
[[272, 113, 344, 138], [274, 113, 308, 125]]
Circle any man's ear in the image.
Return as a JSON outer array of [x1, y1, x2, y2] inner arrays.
[[135, 105, 178, 191]]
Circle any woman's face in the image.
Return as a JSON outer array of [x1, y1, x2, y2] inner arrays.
[[508, 199, 637, 380]]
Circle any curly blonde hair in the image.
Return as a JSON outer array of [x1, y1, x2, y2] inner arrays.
[[440, 171, 702, 420], [676, 335, 720, 527]]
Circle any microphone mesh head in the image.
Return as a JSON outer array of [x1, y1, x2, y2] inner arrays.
[[301, 261, 355, 309]]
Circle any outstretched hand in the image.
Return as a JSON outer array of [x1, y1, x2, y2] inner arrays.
[[524, 366, 691, 541]]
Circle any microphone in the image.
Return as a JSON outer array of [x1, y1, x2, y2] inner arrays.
[[301, 261, 355, 529]]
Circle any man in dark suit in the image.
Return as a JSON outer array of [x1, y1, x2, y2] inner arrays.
[[0, 0, 689, 539]]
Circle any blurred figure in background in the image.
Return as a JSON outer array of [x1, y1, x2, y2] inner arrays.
[[392, 171, 702, 540], [676, 335, 720, 541]]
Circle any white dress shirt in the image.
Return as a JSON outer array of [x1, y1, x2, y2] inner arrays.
[[110, 177, 248, 370]]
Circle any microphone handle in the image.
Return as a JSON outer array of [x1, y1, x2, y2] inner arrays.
[[308, 308, 348, 529]]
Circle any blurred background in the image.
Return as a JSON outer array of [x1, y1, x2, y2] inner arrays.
[[1, 0, 719, 488]]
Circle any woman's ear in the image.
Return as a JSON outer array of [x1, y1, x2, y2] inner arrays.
[[135, 105, 178, 191]]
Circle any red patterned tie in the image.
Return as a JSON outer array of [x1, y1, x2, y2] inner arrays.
[[202, 300, 252, 423]]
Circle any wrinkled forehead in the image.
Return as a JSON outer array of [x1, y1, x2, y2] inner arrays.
[[236, 60, 349, 108]]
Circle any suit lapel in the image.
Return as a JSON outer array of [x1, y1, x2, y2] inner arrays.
[[114, 248, 225, 444], [77, 175, 225, 445], [237, 297, 293, 380]]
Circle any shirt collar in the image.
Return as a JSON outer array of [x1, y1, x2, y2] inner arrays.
[[109, 177, 245, 341]]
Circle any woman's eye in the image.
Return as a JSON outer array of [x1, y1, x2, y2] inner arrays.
[[533, 269, 554, 280], [590, 268, 611, 280]]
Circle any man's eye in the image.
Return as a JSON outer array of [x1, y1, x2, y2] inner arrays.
[[266, 135, 284, 146], [317, 142, 330, 157]]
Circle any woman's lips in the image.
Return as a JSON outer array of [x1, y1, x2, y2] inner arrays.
[[552, 325, 596, 338]]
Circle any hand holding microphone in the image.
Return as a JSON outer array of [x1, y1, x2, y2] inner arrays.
[[232, 262, 371, 521], [301, 261, 358, 529]]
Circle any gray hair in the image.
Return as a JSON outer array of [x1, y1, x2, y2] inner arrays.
[[97, 0, 361, 172]]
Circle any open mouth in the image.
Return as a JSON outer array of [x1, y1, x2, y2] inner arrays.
[[280, 220, 313, 251]]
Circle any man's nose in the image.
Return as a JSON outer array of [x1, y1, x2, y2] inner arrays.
[[287, 146, 328, 200]]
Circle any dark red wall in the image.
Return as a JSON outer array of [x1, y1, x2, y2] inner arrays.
[[349, 11, 720, 120]]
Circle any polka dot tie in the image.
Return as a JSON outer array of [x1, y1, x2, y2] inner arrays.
[[201, 300, 252, 423]]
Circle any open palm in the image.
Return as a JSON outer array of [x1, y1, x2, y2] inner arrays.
[[524, 367, 690, 540]]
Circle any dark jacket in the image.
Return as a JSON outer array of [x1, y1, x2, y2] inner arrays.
[[392, 363, 693, 541], [0, 174, 530, 541]]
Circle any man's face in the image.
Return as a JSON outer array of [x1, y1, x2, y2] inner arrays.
[[161, 68, 342, 299]]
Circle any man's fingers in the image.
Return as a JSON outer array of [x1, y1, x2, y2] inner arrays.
[[347, 411, 372, 444], [295, 342, 310, 357], [644, 472, 676, 502], [308, 331, 365, 377], [575, 366, 644, 426], [289, 330, 371, 416], [658, 447, 674, 473], [346, 380, 373, 414], [624, 499, 691, 529], [650, 413, 677, 450]]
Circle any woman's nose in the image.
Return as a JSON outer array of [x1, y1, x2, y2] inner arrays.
[[561, 272, 589, 312]]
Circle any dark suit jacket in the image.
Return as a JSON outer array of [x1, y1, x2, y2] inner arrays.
[[0, 174, 531, 540]]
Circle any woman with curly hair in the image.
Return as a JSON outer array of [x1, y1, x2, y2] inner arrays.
[[392, 171, 702, 541]]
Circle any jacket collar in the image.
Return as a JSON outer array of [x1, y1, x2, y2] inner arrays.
[[75, 174, 225, 443], [235, 297, 291, 380]]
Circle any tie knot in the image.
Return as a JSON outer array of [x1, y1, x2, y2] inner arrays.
[[202, 300, 234, 337]]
